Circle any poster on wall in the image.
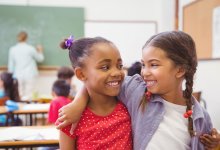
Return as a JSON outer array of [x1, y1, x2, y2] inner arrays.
[[212, 6, 220, 58]]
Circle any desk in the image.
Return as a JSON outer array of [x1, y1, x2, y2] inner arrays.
[[21, 97, 52, 104], [0, 126, 59, 148], [0, 103, 49, 126]]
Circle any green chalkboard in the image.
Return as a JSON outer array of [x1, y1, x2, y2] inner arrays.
[[0, 5, 84, 67]]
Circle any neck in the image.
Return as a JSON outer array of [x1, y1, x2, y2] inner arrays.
[[87, 93, 117, 116], [161, 90, 187, 106]]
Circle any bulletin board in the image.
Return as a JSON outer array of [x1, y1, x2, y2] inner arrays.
[[183, 0, 220, 59]]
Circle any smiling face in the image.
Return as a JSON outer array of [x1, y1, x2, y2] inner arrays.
[[141, 46, 185, 96], [79, 42, 124, 98]]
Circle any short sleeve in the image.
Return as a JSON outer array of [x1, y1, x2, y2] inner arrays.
[[61, 124, 76, 139]]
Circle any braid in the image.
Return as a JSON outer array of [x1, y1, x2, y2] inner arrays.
[[139, 88, 148, 112], [183, 70, 195, 137]]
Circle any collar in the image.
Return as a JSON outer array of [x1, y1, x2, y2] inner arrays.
[[150, 94, 205, 120]]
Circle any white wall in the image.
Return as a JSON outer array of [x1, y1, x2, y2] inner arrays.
[[194, 60, 220, 130]]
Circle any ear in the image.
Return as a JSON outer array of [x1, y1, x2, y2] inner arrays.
[[176, 66, 186, 78], [74, 67, 87, 81]]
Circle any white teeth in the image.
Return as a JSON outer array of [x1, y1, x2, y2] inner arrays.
[[146, 81, 156, 87], [107, 81, 119, 86]]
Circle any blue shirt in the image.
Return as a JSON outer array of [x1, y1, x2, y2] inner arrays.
[[118, 74, 213, 150]]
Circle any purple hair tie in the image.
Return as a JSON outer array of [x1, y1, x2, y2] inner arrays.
[[65, 35, 74, 49]]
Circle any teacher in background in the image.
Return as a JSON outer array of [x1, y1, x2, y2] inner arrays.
[[8, 31, 44, 100]]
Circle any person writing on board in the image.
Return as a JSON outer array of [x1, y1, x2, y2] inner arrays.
[[8, 31, 44, 100]]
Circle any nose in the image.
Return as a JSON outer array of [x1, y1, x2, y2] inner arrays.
[[111, 67, 123, 77], [141, 66, 151, 78]]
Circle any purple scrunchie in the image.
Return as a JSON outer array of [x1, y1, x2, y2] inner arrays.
[[65, 35, 74, 49]]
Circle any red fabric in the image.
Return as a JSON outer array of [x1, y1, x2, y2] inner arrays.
[[61, 102, 132, 150], [48, 96, 71, 124]]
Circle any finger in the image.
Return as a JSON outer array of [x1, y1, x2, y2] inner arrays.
[[58, 111, 63, 117], [56, 120, 69, 129], [211, 128, 218, 138], [201, 141, 218, 149], [70, 123, 77, 135], [58, 107, 63, 113], [202, 134, 219, 142], [200, 136, 218, 148], [57, 115, 66, 122]]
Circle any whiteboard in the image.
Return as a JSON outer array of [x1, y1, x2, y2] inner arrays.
[[85, 21, 157, 67]]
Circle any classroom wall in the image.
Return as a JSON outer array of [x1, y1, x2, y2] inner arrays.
[[194, 60, 220, 130], [1, 0, 220, 130]]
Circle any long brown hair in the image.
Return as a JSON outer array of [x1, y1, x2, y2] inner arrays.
[[0, 72, 20, 102], [139, 31, 197, 137]]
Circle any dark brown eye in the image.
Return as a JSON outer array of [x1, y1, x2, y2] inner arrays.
[[118, 64, 123, 69], [101, 65, 109, 71]]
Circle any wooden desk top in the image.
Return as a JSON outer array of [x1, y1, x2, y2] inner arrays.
[[0, 103, 49, 115], [0, 139, 58, 148]]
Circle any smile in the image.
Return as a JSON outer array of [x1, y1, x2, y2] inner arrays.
[[146, 80, 156, 87], [106, 81, 120, 87]]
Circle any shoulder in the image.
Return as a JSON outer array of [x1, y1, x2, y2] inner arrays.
[[116, 101, 129, 111], [124, 74, 145, 86], [193, 98, 213, 129], [122, 74, 146, 96], [9, 45, 17, 52]]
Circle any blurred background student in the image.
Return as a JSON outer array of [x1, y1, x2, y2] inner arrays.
[[8, 31, 44, 100], [57, 66, 76, 100], [127, 61, 142, 76], [47, 79, 72, 124], [0, 72, 21, 126]]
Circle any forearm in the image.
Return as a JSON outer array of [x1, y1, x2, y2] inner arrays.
[[56, 86, 89, 129], [59, 131, 76, 150]]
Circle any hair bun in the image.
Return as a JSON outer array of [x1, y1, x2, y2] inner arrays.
[[60, 35, 74, 50], [60, 40, 68, 50]]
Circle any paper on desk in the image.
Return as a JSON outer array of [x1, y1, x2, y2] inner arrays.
[[0, 127, 58, 141], [38, 127, 59, 140], [22, 104, 50, 110]]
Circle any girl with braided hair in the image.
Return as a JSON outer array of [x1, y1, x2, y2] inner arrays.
[[57, 31, 220, 149]]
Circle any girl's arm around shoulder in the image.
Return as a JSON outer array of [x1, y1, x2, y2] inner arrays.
[[59, 130, 76, 150], [118, 74, 146, 106], [56, 86, 88, 129]]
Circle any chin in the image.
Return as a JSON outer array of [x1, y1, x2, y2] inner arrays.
[[108, 90, 120, 97]]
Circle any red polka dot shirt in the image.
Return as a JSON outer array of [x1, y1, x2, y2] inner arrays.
[[61, 101, 132, 150]]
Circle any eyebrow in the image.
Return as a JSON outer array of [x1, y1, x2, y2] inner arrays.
[[141, 58, 160, 63], [97, 58, 122, 64]]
